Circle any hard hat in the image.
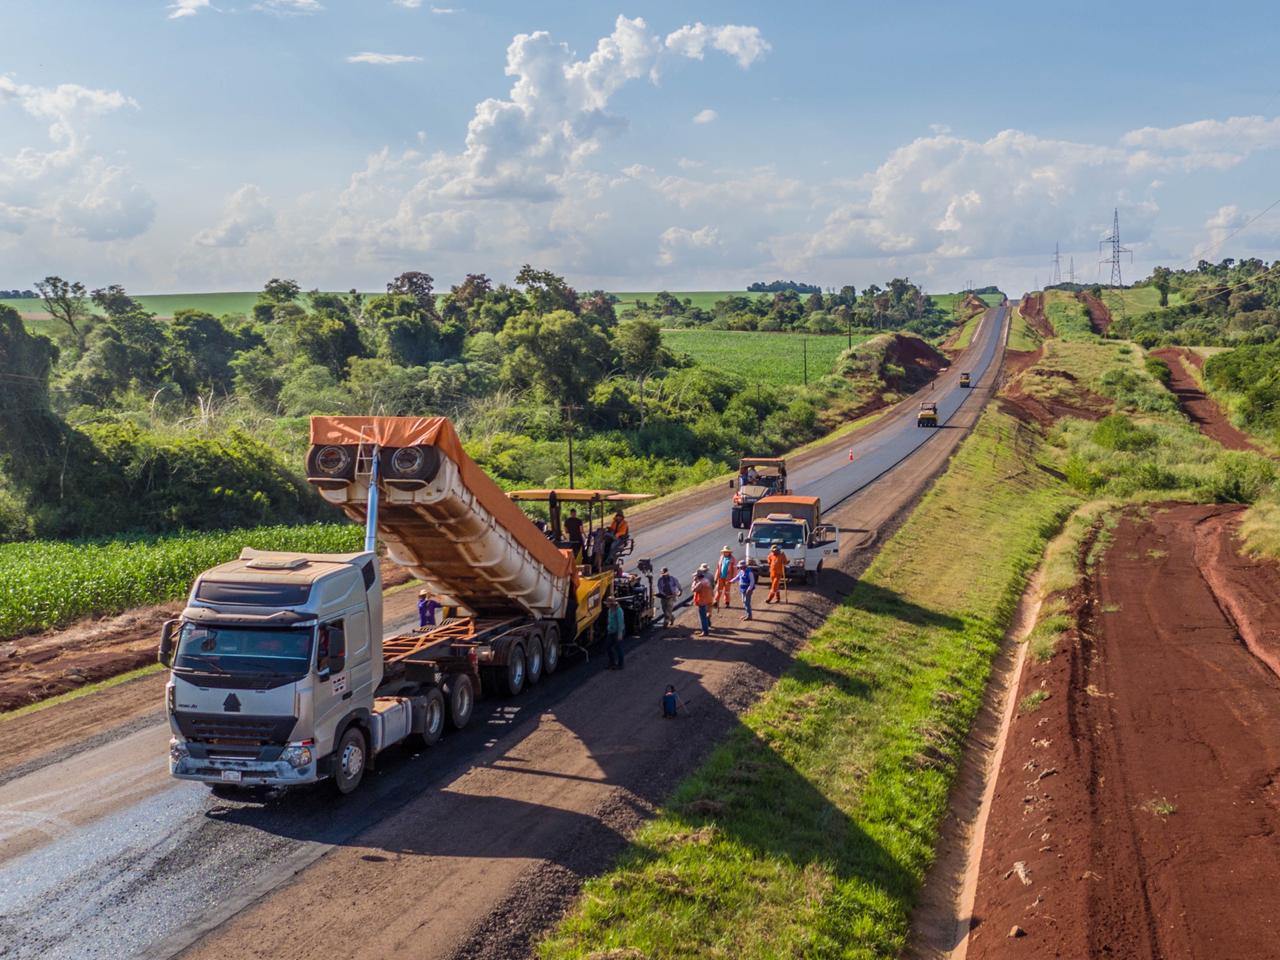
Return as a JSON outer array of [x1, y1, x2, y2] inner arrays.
[[697, 562, 710, 572]]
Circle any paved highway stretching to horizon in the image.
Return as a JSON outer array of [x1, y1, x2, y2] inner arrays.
[[0, 304, 1008, 960]]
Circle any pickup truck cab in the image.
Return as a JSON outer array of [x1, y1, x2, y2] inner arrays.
[[737, 495, 839, 584]]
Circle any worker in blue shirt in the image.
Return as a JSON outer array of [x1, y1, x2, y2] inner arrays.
[[605, 597, 626, 670], [417, 590, 441, 628], [662, 684, 686, 718]]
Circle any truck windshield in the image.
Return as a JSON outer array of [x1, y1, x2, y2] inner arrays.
[[749, 523, 803, 550], [174, 623, 313, 677]]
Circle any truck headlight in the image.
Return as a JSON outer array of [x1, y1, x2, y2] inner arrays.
[[169, 738, 189, 764], [280, 745, 313, 769]]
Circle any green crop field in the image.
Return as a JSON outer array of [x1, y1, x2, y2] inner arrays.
[[660, 328, 862, 386], [0, 522, 363, 639], [1100, 285, 1182, 316]]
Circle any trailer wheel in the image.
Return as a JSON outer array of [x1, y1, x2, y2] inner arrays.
[[525, 634, 544, 686], [409, 687, 446, 747], [332, 726, 367, 795], [731, 508, 742, 529], [542, 624, 561, 675], [447, 674, 475, 729], [503, 645, 527, 697]]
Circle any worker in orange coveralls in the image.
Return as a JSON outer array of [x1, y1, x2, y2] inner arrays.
[[713, 545, 735, 609], [766, 544, 788, 603]]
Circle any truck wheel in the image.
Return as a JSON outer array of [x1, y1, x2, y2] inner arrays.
[[525, 635, 544, 686], [731, 508, 741, 529], [332, 726, 367, 795], [543, 624, 561, 676], [503, 645, 527, 697], [410, 687, 446, 747], [447, 674, 475, 729]]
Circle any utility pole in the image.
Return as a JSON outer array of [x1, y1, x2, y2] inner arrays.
[[1051, 242, 1062, 286], [803, 337, 809, 387], [561, 403, 581, 489]]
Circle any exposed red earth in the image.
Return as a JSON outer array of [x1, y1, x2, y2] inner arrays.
[[1077, 291, 1113, 336], [1150, 347, 1263, 453], [1016, 293, 1055, 340], [967, 503, 1280, 960]]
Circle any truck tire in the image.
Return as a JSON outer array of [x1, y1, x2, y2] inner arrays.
[[447, 674, 475, 729], [542, 624, 561, 675], [731, 507, 743, 529], [503, 645, 527, 697], [409, 687, 446, 748], [525, 634, 544, 686], [332, 726, 367, 795]]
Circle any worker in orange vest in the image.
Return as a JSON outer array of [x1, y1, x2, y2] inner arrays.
[[605, 510, 630, 564], [713, 545, 735, 609], [691, 564, 714, 635], [766, 545, 788, 603]]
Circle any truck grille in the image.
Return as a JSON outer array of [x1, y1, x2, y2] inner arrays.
[[174, 712, 297, 746]]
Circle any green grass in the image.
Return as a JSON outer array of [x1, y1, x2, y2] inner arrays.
[[614, 291, 759, 313], [1007, 305, 1042, 352], [0, 522, 362, 639], [1042, 290, 1095, 341], [1018, 689, 1050, 713], [538, 408, 1077, 959], [953, 310, 984, 350], [0, 662, 166, 723], [1099, 286, 1182, 317], [661, 328, 865, 386]]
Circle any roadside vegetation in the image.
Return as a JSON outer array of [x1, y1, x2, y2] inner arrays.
[[0, 522, 361, 638], [1, 272, 986, 543], [540, 408, 1078, 959]]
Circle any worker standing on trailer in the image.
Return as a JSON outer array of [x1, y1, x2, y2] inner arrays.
[[692, 565, 714, 636], [605, 597, 626, 670], [713, 545, 735, 609], [656, 566, 682, 627], [417, 590, 441, 628], [736, 559, 757, 621], [766, 545, 788, 604], [606, 510, 630, 563]]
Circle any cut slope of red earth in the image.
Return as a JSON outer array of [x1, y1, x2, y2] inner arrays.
[[1077, 290, 1113, 335], [1150, 347, 1262, 453], [968, 503, 1280, 959], [1017, 293, 1054, 339], [997, 368, 1108, 429]]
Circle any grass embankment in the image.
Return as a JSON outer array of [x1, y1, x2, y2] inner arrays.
[[1099, 285, 1181, 317], [1007, 304, 1042, 352], [660, 329, 864, 387], [0, 522, 362, 638], [539, 409, 1078, 959]]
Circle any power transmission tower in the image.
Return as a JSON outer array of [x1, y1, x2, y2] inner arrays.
[[1099, 208, 1132, 289], [1051, 243, 1062, 286], [1068, 256, 1076, 284]]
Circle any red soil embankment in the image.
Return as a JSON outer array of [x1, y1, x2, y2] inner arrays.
[[1017, 293, 1054, 339], [1077, 291, 1113, 336], [968, 503, 1280, 959], [1150, 347, 1262, 453], [884, 331, 949, 390], [997, 367, 1108, 429]]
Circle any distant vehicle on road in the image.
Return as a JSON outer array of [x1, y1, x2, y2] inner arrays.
[[917, 402, 939, 427], [959, 372, 971, 387]]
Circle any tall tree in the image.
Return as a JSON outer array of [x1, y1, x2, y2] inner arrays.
[[515, 265, 580, 315], [1151, 266, 1173, 307], [387, 271, 439, 317], [34, 276, 91, 351]]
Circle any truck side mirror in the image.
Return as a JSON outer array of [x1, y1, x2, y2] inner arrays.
[[728, 479, 735, 489], [737, 532, 745, 544], [158, 619, 179, 667]]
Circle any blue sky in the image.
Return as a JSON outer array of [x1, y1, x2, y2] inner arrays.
[[2, 1, 1279, 296]]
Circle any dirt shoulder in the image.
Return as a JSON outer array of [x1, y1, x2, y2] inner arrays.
[[967, 503, 1280, 959], [1151, 347, 1262, 453]]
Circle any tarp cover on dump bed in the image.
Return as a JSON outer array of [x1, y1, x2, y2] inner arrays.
[[752, 494, 820, 528], [311, 416, 572, 583]]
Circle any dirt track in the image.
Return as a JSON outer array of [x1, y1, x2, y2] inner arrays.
[[1151, 347, 1262, 453], [967, 503, 1280, 959]]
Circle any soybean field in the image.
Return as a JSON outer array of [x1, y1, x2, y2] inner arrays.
[[661, 328, 863, 387]]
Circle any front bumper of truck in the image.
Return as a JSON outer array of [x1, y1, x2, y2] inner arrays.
[[169, 737, 323, 787]]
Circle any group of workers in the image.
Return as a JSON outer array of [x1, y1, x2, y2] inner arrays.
[[547, 507, 630, 573], [653, 543, 789, 637]]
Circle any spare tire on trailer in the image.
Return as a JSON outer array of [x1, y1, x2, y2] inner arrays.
[[380, 445, 444, 483]]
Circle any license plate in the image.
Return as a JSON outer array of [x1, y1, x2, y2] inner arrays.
[[220, 770, 242, 782]]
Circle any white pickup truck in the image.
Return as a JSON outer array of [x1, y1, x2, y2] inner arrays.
[[737, 495, 840, 585]]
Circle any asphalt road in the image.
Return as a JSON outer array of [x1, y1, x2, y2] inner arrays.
[[0, 305, 1007, 960]]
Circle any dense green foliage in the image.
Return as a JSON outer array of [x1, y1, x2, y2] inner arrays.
[[1111, 257, 1280, 346], [0, 522, 361, 637], [4, 269, 964, 541], [1203, 342, 1280, 445]]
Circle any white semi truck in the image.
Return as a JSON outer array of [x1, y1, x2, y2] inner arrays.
[[160, 416, 622, 796]]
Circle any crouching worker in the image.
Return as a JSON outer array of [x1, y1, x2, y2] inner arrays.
[[662, 684, 686, 718]]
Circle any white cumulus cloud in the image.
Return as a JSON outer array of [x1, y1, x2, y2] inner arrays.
[[195, 184, 275, 247], [692, 108, 717, 124], [252, 0, 322, 15], [347, 52, 422, 64], [663, 23, 771, 68], [0, 75, 154, 241], [168, 0, 213, 19]]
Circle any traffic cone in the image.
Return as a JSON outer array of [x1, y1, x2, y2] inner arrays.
[[848, 448, 855, 461]]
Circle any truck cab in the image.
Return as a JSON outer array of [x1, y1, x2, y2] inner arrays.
[[738, 496, 839, 585], [959, 372, 971, 387], [917, 401, 939, 427], [161, 549, 384, 793], [731, 457, 788, 529]]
